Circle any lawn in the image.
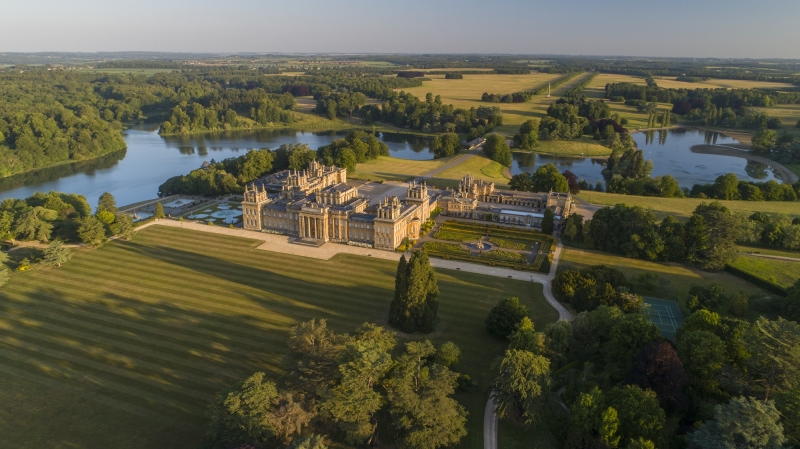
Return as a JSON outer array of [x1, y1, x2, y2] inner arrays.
[[750, 104, 800, 136], [524, 139, 612, 157], [397, 72, 594, 134], [432, 155, 510, 186], [0, 226, 558, 449], [558, 247, 768, 304], [738, 244, 800, 259], [351, 155, 451, 182], [576, 191, 800, 220], [727, 255, 800, 289]]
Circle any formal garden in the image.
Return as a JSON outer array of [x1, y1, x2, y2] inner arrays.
[[421, 220, 556, 273], [179, 202, 243, 226]]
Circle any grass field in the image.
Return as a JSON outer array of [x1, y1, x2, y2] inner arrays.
[[750, 104, 800, 135], [526, 139, 613, 157], [558, 247, 768, 304], [655, 77, 797, 90], [351, 155, 451, 182], [739, 245, 800, 259], [0, 226, 557, 449], [576, 191, 800, 220], [397, 72, 594, 134], [433, 155, 510, 186], [727, 255, 800, 289]]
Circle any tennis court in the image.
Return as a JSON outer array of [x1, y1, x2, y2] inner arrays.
[[644, 297, 684, 340]]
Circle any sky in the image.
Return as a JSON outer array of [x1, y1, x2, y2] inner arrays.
[[2, 0, 800, 58]]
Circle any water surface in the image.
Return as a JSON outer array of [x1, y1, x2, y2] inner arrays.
[[0, 128, 433, 207]]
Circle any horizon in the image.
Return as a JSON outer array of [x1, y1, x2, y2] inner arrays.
[[2, 0, 800, 58]]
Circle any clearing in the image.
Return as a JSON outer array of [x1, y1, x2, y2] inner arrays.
[[0, 226, 557, 449]]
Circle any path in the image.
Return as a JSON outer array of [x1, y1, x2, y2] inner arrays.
[[740, 253, 800, 263]]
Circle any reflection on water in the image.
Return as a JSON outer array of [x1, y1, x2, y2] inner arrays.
[[0, 128, 432, 207], [511, 128, 779, 188]]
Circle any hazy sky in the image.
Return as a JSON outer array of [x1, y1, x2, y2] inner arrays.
[[2, 0, 799, 58]]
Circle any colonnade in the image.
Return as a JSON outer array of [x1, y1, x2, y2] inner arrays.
[[300, 215, 325, 240]]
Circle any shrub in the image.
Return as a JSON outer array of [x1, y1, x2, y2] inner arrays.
[[485, 297, 530, 339], [422, 242, 470, 256], [433, 231, 481, 242], [488, 237, 529, 250], [610, 96, 625, 102], [479, 250, 527, 264], [208, 220, 215, 226], [445, 73, 464, 80]]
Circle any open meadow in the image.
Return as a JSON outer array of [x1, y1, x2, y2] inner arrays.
[[727, 255, 800, 289], [577, 191, 800, 220], [0, 226, 557, 449]]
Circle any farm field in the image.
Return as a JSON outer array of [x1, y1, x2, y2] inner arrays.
[[727, 255, 800, 289], [558, 247, 768, 303], [397, 72, 594, 134], [655, 77, 797, 90], [750, 104, 800, 135], [0, 226, 557, 449], [580, 74, 671, 129], [576, 191, 800, 220]]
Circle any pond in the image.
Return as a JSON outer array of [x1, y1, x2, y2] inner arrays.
[[511, 128, 780, 188], [0, 127, 433, 208]]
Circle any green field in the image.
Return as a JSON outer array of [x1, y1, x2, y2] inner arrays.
[[433, 155, 510, 186], [739, 245, 800, 259], [727, 255, 800, 289], [0, 226, 557, 449], [558, 247, 768, 304], [524, 139, 613, 157], [577, 191, 800, 220], [351, 155, 451, 182]]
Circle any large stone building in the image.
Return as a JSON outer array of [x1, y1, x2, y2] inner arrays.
[[438, 174, 574, 228], [242, 161, 434, 250]]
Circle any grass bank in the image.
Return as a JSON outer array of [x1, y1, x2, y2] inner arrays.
[[0, 226, 557, 449]]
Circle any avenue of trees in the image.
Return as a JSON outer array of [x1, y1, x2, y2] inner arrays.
[[202, 319, 468, 449]]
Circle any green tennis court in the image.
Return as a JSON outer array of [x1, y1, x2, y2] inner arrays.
[[644, 297, 684, 340]]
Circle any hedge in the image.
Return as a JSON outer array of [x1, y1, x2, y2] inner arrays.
[[488, 237, 529, 251], [724, 264, 788, 297], [433, 230, 481, 242], [479, 250, 527, 264]]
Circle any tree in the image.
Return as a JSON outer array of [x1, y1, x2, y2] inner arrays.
[[512, 119, 539, 150], [531, 163, 569, 193], [205, 372, 281, 449], [562, 213, 584, 243], [385, 341, 468, 449], [605, 385, 666, 447], [687, 397, 787, 449], [541, 208, 555, 234], [77, 215, 106, 246], [677, 330, 726, 398], [283, 319, 346, 400], [13, 207, 57, 241], [42, 240, 72, 267], [490, 349, 551, 425], [289, 434, 327, 449], [154, 202, 166, 219], [564, 387, 620, 449], [688, 202, 740, 271], [605, 313, 661, 376], [775, 386, 800, 447], [114, 213, 135, 240], [485, 297, 529, 339], [508, 317, 546, 354], [745, 317, 800, 400], [627, 341, 688, 411], [781, 279, 800, 323], [482, 134, 512, 166], [97, 192, 118, 213], [388, 250, 439, 333], [320, 339, 394, 445]]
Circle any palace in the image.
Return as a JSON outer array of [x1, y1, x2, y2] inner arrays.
[[242, 160, 434, 250], [438, 174, 574, 228], [241, 163, 574, 251]]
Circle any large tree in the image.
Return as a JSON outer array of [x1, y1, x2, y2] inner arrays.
[[283, 319, 347, 401], [77, 215, 106, 246], [605, 385, 666, 447], [745, 317, 800, 400], [385, 341, 468, 449], [482, 134, 512, 166], [541, 208, 555, 234], [687, 202, 740, 270], [677, 330, 727, 398], [490, 349, 551, 425], [531, 163, 569, 193], [13, 206, 57, 241], [627, 341, 688, 411], [512, 119, 539, 150], [564, 387, 620, 449], [388, 250, 439, 333], [687, 397, 787, 449], [485, 297, 530, 339], [97, 192, 118, 213]]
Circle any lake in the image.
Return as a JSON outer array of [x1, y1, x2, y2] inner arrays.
[[512, 128, 780, 187], [0, 128, 434, 208]]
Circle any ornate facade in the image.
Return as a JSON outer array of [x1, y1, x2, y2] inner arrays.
[[439, 174, 574, 229], [242, 164, 434, 250]]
